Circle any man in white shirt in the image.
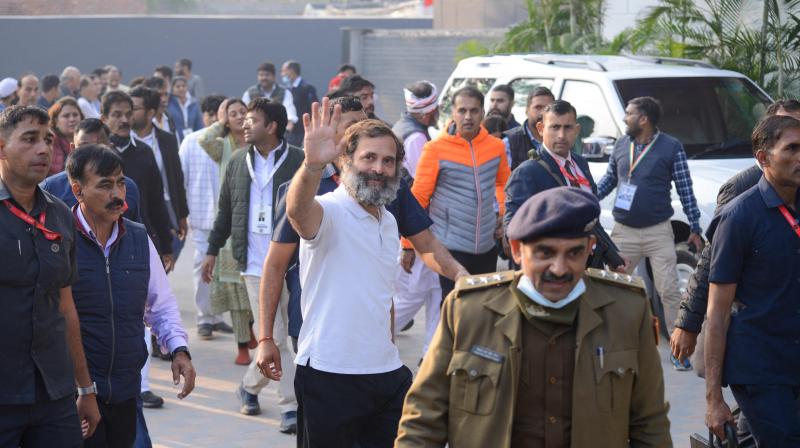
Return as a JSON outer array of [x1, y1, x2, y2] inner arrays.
[[178, 94, 233, 339], [199, 98, 305, 428], [285, 98, 412, 447]]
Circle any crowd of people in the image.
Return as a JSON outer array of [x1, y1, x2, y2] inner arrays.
[[0, 54, 799, 448]]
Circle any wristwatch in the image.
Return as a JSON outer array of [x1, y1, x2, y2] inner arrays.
[[77, 382, 97, 396], [171, 346, 192, 361]]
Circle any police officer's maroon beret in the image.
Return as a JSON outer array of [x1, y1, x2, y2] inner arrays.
[[507, 186, 600, 241]]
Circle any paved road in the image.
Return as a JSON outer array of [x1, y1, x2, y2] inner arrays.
[[147, 234, 730, 447]]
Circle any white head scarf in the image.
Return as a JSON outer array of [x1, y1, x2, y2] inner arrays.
[[403, 81, 438, 114]]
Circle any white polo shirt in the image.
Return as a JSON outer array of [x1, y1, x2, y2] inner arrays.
[[296, 185, 402, 374]]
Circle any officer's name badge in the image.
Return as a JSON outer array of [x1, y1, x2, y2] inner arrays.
[[470, 345, 504, 364]]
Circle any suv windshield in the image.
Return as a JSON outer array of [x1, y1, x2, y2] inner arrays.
[[614, 77, 771, 159]]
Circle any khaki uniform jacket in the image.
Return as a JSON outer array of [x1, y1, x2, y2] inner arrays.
[[395, 270, 672, 448]]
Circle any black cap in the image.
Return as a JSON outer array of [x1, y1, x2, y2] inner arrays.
[[507, 187, 600, 241]]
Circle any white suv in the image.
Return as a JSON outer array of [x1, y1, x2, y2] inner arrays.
[[439, 54, 773, 325]]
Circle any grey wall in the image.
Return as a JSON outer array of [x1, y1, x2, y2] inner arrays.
[[345, 28, 504, 122], [0, 16, 431, 99]]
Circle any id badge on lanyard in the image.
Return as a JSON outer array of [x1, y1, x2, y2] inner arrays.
[[615, 182, 638, 211], [615, 134, 659, 211], [247, 146, 288, 235], [251, 203, 272, 235]]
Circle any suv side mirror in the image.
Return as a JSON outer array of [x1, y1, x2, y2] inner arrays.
[[581, 137, 616, 160]]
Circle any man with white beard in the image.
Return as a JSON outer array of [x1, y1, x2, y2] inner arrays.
[[285, 98, 412, 447]]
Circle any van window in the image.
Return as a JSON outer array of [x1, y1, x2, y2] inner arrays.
[[508, 78, 554, 124], [560, 80, 619, 139], [438, 77, 496, 129], [614, 77, 771, 158]]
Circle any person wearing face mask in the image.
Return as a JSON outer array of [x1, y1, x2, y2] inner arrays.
[[280, 60, 318, 148], [396, 187, 672, 447]]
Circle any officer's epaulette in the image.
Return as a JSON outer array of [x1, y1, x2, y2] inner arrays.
[[455, 271, 515, 294], [586, 268, 645, 293]]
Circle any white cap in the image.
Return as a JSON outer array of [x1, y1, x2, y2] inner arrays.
[[0, 77, 18, 98]]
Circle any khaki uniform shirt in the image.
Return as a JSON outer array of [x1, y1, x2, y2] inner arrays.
[[395, 269, 672, 448]]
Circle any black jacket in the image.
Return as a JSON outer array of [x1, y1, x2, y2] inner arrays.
[[502, 120, 540, 171], [675, 164, 762, 333], [118, 138, 174, 255], [153, 127, 189, 221], [504, 147, 597, 228], [207, 142, 305, 270]]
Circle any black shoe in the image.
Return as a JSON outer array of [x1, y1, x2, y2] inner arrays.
[[212, 321, 234, 334], [279, 411, 297, 434], [141, 390, 164, 409], [401, 319, 414, 332], [236, 383, 261, 415], [197, 324, 213, 340]]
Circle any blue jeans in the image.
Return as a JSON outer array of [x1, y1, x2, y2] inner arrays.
[[731, 384, 800, 446], [134, 395, 152, 448]]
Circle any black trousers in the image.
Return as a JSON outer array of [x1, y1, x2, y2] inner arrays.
[[0, 395, 82, 448], [731, 384, 800, 446], [83, 397, 137, 448], [439, 247, 498, 299], [294, 364, 412, 448]]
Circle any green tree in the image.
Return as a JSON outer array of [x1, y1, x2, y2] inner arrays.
[[617, 0, 800, 97]]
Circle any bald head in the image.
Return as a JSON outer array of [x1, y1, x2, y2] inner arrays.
[[61, 66, 81, 92]]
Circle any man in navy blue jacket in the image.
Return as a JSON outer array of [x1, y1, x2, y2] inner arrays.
[[504, 100, 625, 272], [65, 145, 195, 447]]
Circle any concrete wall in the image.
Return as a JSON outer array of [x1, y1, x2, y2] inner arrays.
[[0, 16, 431, 99], [344, 28, 504, 122], [433, 0, 527, 29]]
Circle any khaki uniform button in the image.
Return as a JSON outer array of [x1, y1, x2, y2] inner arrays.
[[469, 369, 478, 377]]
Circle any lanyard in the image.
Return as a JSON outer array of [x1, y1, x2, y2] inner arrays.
[[246, 144, 289, 203], [559, 160, 591, 188], [628, 132, 660, 177], [778, 205, 800, 239], [3, 200, 61, 241]]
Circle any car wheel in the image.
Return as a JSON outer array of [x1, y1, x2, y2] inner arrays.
[[675, 242, 699, 296]]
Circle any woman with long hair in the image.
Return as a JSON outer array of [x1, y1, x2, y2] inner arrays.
[[48, 97, 84, 175], [198, 98, 255, 365]]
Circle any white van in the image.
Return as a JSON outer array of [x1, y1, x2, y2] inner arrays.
[[439, 54, 773, 324]]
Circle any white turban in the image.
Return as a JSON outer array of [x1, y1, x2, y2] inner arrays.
[[404, 81, 438, 114]]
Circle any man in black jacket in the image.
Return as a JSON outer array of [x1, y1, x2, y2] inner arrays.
[[130, 86, 189, 260], [101, 90, 175, 269], [671, 99, 800, 366], [502, 86, 555, 171], [281, 60, 318, 148]]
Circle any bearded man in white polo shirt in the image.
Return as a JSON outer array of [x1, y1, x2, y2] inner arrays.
[[285, 97, 411, 447]]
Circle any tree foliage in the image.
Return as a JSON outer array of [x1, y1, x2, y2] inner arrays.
[[455, 0, 800, 97]]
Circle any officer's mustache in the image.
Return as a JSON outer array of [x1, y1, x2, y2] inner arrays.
[[106, 198, 125, 210], [541, 270, 573, 283]]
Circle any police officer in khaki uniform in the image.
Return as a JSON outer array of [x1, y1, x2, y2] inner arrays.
[[395, 187, 672, 447]]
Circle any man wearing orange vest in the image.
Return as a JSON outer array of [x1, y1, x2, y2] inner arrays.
[[412, 86, 510, 298]]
